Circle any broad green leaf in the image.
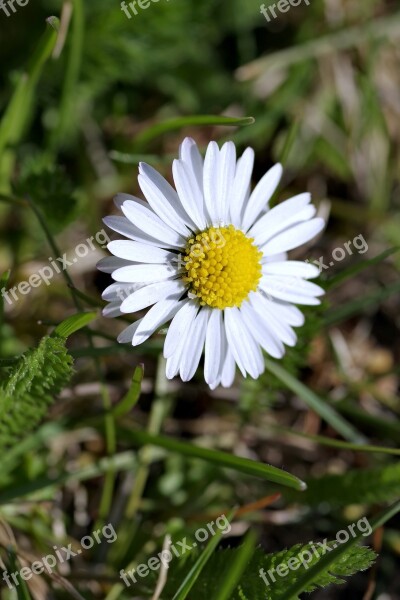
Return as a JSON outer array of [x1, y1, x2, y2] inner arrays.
[[279, 500, 400, 600]]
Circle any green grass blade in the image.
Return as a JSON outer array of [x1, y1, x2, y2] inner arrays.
[[129, 430, 306, 491], [172, 510, 235, 600], [50, 0, 84, 149], [270, 424, 400, 456], [210, 530, 257, 600], [277, 500, 400, 600], [112, 366, 143, 417], [0, 17, 59, 191], [324, 281, 400, 326], [134, 115, 254, 148], [264, 358, 366, 444], [54, 311, 98, 337], [325, 247, 399, 290]]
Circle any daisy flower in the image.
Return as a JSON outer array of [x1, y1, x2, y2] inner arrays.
[[98, 138, 325, 388]]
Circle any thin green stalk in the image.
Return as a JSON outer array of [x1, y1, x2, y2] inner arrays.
[[26, 196, 116, 526]]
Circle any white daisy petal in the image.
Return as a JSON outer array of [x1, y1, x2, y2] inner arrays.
[[241, 163, 283, 231], [203, 141, 220, 224], [102, 282, 143, 302], [108, 240, 175, 264], [97, 256, 132, 274], [260, 297, 305, 327], [121, 200, 186, 249], [173, 159, 207, 230], [230, 147, 255, 227], [262, 218, 325, 256], [100, 139, 326, 389], [103, 216, 166, 247], [112, 263, 177, 284], [164, 299, 199, 359], [180, 308, 210, 381], [217, 141, 236, 224], [120, 280, 185, 313], [103, 301, 124, 319], [220, 349, 236, 388], [249, 293, 297, 347], [240, 300, 285, 358], [132, 297, 184, 346], [249, 192, 312, 245], [179, 137, 204, 193], [224, 307, 264, 379], [138, 163, 193, 235], [117, 319, 143, 343], [204, 309, 224, 385], [259, 275, 324, 305], [262, 261, 321, 279]]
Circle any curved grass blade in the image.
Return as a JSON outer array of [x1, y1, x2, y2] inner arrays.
[[325, 246, 399, 290]]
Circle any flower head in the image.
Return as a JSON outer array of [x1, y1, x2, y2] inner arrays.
[[98, 138, 325, 388]]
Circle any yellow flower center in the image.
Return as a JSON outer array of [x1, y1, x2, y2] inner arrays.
[[182, 225, 262, 309]]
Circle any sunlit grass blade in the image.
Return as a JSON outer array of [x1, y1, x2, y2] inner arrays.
[[134, 115, 255, 148], [210, 529, 257, 600], [325, 247, 399, 290], [277, 500, 400, 600], [264, 358, 366, 444], [129, 430, 306, 491], [172, 510, 235, 600], [0, 17, 59, 191]]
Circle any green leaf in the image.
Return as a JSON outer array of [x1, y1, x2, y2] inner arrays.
[[279, 500, 400, 600], [112, 365, 143, 417], [0, 335, 73, 452], [54, 312, 98, 338], [129, 430, 306, 491], [210, 530, 257, 600], [134, 115, 255, 148], [172, 510, 235, 600], [147, 538, 376, 600], [264, 358, 366, 444]]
